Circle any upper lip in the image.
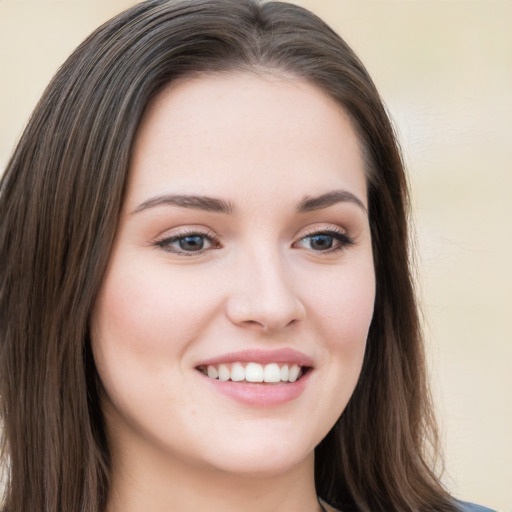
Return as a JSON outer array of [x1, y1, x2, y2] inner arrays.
[[195, 348, 314, 368]]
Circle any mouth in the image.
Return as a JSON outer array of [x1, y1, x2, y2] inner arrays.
[[196, 362, 310, 384], [194, 349, 313, 406]]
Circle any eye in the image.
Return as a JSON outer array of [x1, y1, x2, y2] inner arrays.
[[294, 228, 354, 253], [155, 230, 220, 255]]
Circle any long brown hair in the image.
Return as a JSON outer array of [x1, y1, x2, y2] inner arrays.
[[0, 1, 457, 511]]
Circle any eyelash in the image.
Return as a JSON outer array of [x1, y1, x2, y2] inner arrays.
[[155, 229, 221, 256], [155, 227, 354, 256], [293, 227, 354, 254]]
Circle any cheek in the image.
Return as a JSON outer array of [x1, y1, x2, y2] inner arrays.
[[301, 259, 375, 386], [89, 254, 227, 404], [91, 258, 205, 356], [89, 262, 197, 427], [91, 272, 164, 361], [288, 259, 375, 437], [307, 260, 375, 342], [89, 259, 175, 405]]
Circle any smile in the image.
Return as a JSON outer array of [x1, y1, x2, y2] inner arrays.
[[197, 362, 305, 383], [195, 348, 314, 406]]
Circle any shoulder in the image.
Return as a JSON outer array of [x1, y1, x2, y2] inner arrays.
[[319, 498, 497, 512], [457, 501, 498, 512]]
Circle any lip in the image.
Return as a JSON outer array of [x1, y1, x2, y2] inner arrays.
[[195, 348, 314, 407], [195, 348, 314, 367], [197, 369, 312, 407]]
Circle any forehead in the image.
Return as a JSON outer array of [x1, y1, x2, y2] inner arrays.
[[127, 71, 367, 210]]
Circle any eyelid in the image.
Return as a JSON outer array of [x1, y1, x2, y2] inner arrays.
[[293, 225, 354, 253], [297, 224, 347, 238], [152, 224, 354, 257], [154, 227, 221, 256]]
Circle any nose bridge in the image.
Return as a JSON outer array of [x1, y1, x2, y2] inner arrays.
[[226, 240, 305, 332]]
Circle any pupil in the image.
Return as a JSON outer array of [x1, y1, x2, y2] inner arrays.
[[310, 234, 333, 250], [179, 235, 204, 251]]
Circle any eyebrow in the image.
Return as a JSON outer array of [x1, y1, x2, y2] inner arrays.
[[131, 189, 367, 216], [131, 194, 234, 215], [296, 190, 367, 214]]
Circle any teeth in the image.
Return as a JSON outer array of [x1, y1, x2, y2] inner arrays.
[[288, 364, 300, 383], [263, 363, 281, 383], [218, 364, 230, 382], [230, 362, 245, 382], [202, 362, 305, 383], [245, 362, 263, 382]]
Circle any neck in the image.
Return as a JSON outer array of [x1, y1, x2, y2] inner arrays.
[[106, 435, 322, 512]]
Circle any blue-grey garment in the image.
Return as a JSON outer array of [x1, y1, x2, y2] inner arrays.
[[319, 498, 497, 512], [458, 501, 497, 512]]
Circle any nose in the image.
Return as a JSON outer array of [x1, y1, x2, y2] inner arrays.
[[225, 250, 306, 333]]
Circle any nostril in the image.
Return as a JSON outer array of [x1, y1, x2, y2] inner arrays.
[[225, 278, 306, 332]]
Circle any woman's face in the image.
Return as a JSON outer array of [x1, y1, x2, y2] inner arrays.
[[91, 72, 375, 477]]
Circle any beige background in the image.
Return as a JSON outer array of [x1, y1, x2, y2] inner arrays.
[[1, 1, 510, 510]]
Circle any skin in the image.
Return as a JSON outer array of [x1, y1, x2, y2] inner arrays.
[[90, 71, 375, 512]]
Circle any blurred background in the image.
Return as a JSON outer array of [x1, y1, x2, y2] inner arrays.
[[0, 1, 510, 510]]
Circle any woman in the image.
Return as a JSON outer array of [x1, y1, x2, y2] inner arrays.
[[0, 1, 496, 511]]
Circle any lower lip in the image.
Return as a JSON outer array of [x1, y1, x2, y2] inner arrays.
[[198, 370, 311, 407]]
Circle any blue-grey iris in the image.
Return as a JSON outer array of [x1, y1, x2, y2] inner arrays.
[[179, 235, 204, 251], [310, 234, 333, 250]]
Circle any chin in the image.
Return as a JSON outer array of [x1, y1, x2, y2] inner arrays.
[[206, 445, 314, 478], [189, 425, 319, 478]]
